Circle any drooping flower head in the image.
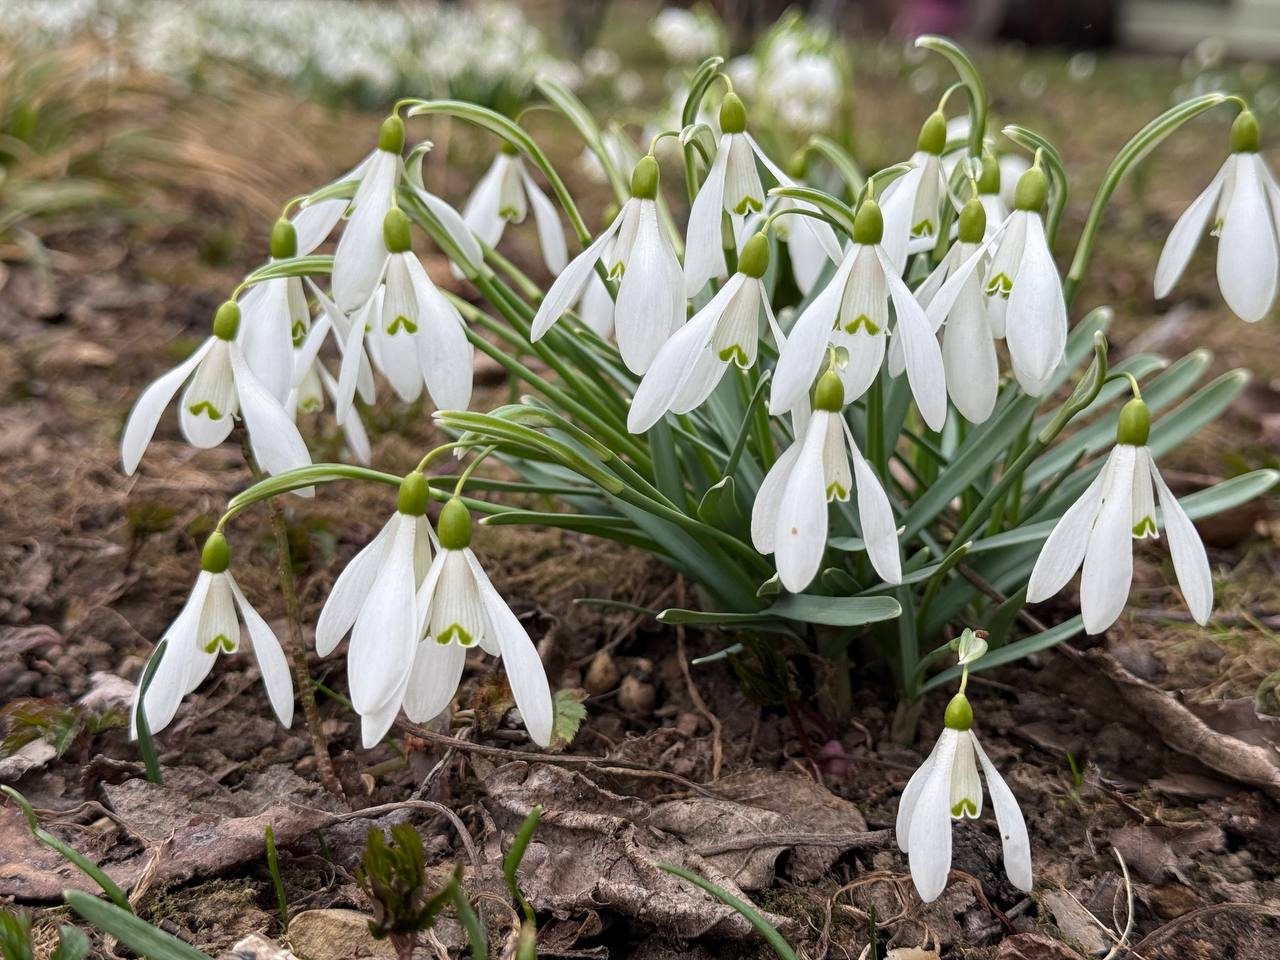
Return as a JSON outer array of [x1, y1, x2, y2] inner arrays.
[[333, 114, 405, 313], [132, 532, 294, 738], [1155, 108, 1279, 323], [1027, 396, 1213, 634], [463, 143, 567, 275], [880, 110, 953, 271]]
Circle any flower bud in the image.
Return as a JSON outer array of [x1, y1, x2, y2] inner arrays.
[[978, 153, 1001, 195], [201, 531, 230, 574], [397, 471, 430, 516], [212, 300, 241, 341], [269, 217, 297, 260], [1231, 109, 1260, 153], [630, 155, 660, 200], [853, 199, 883, 246], [719, 92, 747, 134], [916, 110, 948, 156], [1116, 397, 1150, 447], [1014, 166, 1048, 213], [378, 114, 405, 153], [737, 232, 770, 278], [813, 370, 845, 412], [438, 497, 473, 550], [957, 198, 986, 244], [943, 692, 973, 731], [383, 207, 412, 254]]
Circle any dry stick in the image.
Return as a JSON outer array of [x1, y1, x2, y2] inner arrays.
[[1131, 902, 1280, 953], [695, 830, 894, 856], [240, 432, 343, 799]]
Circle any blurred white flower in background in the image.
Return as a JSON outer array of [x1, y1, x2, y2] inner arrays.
[[651, 7, 722, 65]]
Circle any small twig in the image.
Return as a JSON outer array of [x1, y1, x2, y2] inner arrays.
[[1101, 848, 1134, 960], [1132, 902, 1280, 953], [695, 829, 894, 856]]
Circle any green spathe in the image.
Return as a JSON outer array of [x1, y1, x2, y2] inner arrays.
[[943, 692, 973, 731], [853, 199, 884, 246], [383, 207, 412, 254], [398, 471, 430, 516], [201, 531, 230, 574], [630, 155, 659, 200], [270, 218, 297, 260], [438, 497, 472, 550], [738, 233, 770, 279], [814, 370, 845, 412], [378, 114, 405, 153], [1116, 397, 1151, 447], [213, 300, 241, 341]]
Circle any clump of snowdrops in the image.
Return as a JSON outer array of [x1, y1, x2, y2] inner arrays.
[[119, 34, 1277, 904]]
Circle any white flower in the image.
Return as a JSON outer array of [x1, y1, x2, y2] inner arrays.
[[462, 150, 566, 275], [896, 697, 1032, 903], [880, 112, 952, 271], [628, 234, 773, 432], [401, 499, 554, 748], [531, 156, 683, 374], [237, 218, 314, 404], [287, 298, 373, 465], [1027, 400, 1213, 634], [1155, 110, 1278, 322], [132, 534, 293, 737], [770, 199, 948, 431], [315, 475, 435, 746], [651, 7, 720, 64], [913, 199, 999, 424], [333, 116, 404, 312], [120, 300, 312, 480], [752, 374, 902, 593]]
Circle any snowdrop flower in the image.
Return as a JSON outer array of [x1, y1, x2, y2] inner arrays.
[[287, 300, 373, 465], [334, 208, 473, 422], [651, 7, 720, 64], [132, 532, 293, 737], [896, 691, 1032, 903], [771, 199, 948, 431], [880, 111, 953, 270], [333, 115, 404, 312], [531, 156, 683, 374], [238, 218, 312, 404], [1027, 397, 1213, 634], [935, 165, 1065, 395], [120, 300, 312, 479], [462, 145, 567, 275], [685, 94, 771, 296], [752, 372, 902, 592], [974, 153, 1010, 241], [628, 233, 773, 432], [1155, 109, 1278, 322], [916, 199, 999, 423], [396, 497, 554, 748], [315, 472, 435, 747]]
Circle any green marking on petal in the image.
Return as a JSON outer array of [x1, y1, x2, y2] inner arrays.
[[985, 273, 1013, 300], [203, 633, 235, 655], [386, 315, 419, 336], [718, 344, 750, 366], [437, 624, 474, 647], [187, 401, 224, 420], [291, 321, 308, 347], [826, 482, 848, 501], [734, 195, 764, 215], [1132, 516, 1158, 538], [843, 314, 881, 336], [500, 205, 521, 221], [951, 799, 978, 818], [609, 261, 625, 281], [911, 218, 936, 238]]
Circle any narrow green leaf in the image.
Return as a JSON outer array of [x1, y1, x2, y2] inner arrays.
[[657, 864, 798, 960], [767, 594, 902, 626], [922, 615, 1085, 693], [63, 891, 212, 960]]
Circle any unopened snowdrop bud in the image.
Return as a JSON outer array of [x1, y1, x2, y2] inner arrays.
[[437, 497, 472, 549], [201, 531, 230, 574], [737, 231, 770, 279], [630, 154, 659, 200], [1155, 105, 1278, 322], [853, 199, 884, 246], [813, 369, 844, 412], [270, 218, 297, 260], [397, 471, 430, 516], [378, 114, 406, 153], [719, 92, 747, 134], [943, 692, 973, 731], [1028, 395, 1212, 634], [213, 300, 241, 341], [957, 197, 986, 245], [1116, 397, 1150, 447], [917, 111, 948, 155], [1014, 165, 1048, 213], [383, 207, 413, 254]]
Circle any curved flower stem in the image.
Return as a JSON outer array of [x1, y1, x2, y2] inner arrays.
[[453, 445, 497, 497], [916, 36, 988, 163], [238, 432, 343, 799], [1062, 92, 1231, 308]]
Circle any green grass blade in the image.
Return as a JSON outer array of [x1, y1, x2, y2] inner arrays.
[[63, 891, 211, 960], [657, 864, 797, 960]]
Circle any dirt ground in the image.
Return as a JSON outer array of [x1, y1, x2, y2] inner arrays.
[[2, 36, 1280, 960]]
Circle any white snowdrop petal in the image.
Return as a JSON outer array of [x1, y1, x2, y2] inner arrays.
[[1218, 153, 1278, 322], [465, 551, 554, 746], [461, 156, 508, 247], [334, 297, 374, 426], [1152, 461, 1214, 624], [361, 669, 411, 749], [771, 251, 857, 414], [333, 149, 399, 312], [775, 413, 832, 592], [231, 343, 313, 481], [751, 439, 803, 555], [135, 573, 212, 737], [427, 550, 489, 649], [349, 515, 420, 713], [120, 338, 215, 474], [627, 307, 719, 433], [228, 576, 294, 728], [615, 199, 685, 374], [879, 162, 926, 273], [402, 639, 467, 723], [180, 340, 238, 448], [1005, 215, 1066, 396], [376, 255, 426, 403], [949, 732, 984, 819], [1080, 445, 1137, 634], [851, 448, 903, 585], [292, 197, 348, 256], [579, 271, 616, 337], [896, 733, 944, 852], [684, 139, 731, 297], [530, 213, 624, 340], [417, 187, 485, 272], [520, 168, 568, 275], [722, 134, 764, 216], [1026, 456, 1112, 603], [239, 278, 295, 404], [316, 516, 399, 656], [1155, 161, 1227, 298], [876, 247, 948, 431], [906, 729, 959, 902], [972, 734, 1033, 893], [407, 256, 474, 410], [943, 280, 999, 424]]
